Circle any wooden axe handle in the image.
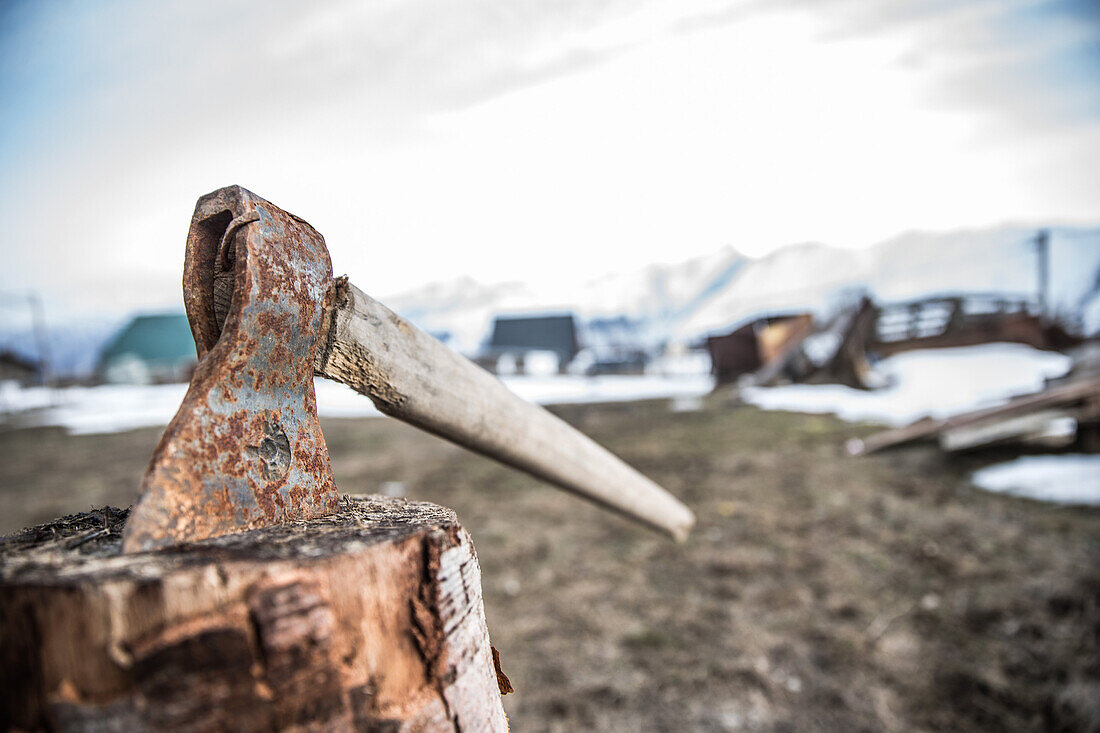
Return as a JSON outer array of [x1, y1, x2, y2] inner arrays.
[[314, 278, 695, 541]]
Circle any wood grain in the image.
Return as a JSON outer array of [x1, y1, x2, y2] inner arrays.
[[0, 496, 508, 732]]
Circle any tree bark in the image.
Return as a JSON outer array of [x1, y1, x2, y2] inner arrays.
[[0, 496, 509, 732]]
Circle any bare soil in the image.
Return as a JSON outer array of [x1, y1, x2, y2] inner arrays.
[[2, 397, 1098, 731]]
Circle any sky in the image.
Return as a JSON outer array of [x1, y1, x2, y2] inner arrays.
[[1, 0, 1098, 323]]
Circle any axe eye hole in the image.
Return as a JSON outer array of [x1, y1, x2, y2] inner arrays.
[[190, 210, 235, 352]]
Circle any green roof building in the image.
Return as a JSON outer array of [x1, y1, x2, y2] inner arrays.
[[98, 313, 196, 384]]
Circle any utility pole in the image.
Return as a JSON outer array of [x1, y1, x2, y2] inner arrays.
[[1035, 229, 1050, 324], [0, 290, 53, 386], [28, 293, 53, 386]]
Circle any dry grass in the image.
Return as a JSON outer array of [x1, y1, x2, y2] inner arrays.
[[2, 396, 1098, 731]]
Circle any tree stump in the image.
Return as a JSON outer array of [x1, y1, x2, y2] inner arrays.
[[0, 496, 510, 732]]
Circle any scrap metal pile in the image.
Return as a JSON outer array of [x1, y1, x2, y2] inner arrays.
[[710, 294, 1083, 392]]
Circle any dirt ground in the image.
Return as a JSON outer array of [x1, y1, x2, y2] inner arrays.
[[2, 396, 1099, 731]]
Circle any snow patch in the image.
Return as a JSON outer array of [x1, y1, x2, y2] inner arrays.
[[741, 343, 1072, 427], [971, 455, 1100, 505], [1, 374, 714, 435], [8, 383, 190, 436]]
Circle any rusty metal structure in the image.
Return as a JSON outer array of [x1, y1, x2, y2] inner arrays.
[[705, 312, 814, 385], [709, 293, 1080, 391], [871, 294, 1074, 356]]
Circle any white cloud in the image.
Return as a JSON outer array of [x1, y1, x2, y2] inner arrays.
[[0, 0, 1096, 323]]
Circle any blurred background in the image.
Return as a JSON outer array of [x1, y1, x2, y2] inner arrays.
[[2, 1, 1099, 730]]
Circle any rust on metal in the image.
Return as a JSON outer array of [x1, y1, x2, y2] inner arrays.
[[122, 186, 339, 552]]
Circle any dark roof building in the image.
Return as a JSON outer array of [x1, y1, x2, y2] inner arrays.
[[486, 313, 579, 373]]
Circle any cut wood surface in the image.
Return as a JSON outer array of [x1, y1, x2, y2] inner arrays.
[[0, 496, 509, 732], [315, 278, 695, 541]]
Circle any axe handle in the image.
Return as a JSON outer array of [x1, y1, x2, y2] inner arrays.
[[314, 278, 695, 541]]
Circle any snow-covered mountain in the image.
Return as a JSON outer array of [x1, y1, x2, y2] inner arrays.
[[382, 277, 540, 355], [4, 223, 1097, 378], [681, 225, 1100, 339], [383, 224, 1100, 353], [384, 247, 747, 353]]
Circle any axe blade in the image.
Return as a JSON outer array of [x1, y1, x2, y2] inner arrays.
[[123, 187, 339, 552]]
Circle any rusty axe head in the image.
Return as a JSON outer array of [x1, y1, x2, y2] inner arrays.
[[123, 187, 339, 552]]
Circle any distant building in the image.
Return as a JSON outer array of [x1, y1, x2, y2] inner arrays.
[[0, 350, 39, 386], [485, 313, 579, 374], [578, 316, 649, 375], [98, 313, 196, 384]]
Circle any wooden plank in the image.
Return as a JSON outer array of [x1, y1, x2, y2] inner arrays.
[[939, 409, 1076, 452], [849, 375, 1100, 455]]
